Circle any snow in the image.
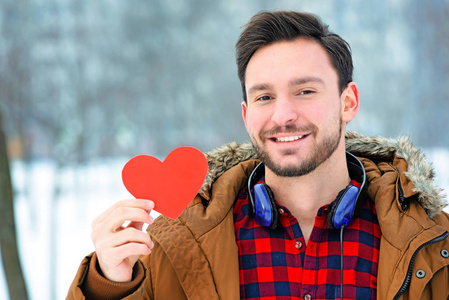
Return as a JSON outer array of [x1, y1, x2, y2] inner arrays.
[[0, 149, 448, 299]]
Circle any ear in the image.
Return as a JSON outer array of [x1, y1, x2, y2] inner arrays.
[[341, 82, 359, 123], [241, 101, 249, 130]]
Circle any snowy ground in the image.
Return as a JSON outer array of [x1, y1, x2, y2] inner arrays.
[[0, 149, 448, 300]]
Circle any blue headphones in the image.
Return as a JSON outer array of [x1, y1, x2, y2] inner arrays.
[[247, 152, 367, 230]]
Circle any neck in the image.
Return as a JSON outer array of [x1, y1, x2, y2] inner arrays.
[[264, 147, 350, 226]]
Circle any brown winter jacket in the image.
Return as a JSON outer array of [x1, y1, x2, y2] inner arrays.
[[67, 132, 449, 299]]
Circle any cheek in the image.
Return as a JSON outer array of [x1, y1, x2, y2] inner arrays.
[[244, 116, 259, 134], [304, 106, 327, 124], [244, 108, 265, 130], [305, 103, 341, 129]]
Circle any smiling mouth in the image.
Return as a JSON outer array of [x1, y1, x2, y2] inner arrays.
[[271, 134, 308, 142]]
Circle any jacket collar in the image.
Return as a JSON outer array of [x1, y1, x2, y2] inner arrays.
[[201, 131, 447, 218]]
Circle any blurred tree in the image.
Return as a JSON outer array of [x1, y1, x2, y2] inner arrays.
[[0, 109, 29, 299], [0, 0, 37, 227]]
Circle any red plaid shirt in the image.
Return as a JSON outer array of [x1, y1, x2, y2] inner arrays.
[[233, 179, 381, 300]]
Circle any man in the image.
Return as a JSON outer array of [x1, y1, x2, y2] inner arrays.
[[67, 11, 449, 299]]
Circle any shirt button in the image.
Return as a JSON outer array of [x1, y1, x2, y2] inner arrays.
[[295, 241, 302, 249], [279, 208, 285, 215], [304, 294, 312, 300]]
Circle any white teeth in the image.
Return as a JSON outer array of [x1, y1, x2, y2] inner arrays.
[[276, 135, 303, 142]]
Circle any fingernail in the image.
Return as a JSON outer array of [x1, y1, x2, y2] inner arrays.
[[146, 201, 154, 209]]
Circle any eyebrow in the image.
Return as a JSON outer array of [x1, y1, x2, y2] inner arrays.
[[247, 83, 274, 97], [247, 76, 325, 96], [289, 76, 325, 86]]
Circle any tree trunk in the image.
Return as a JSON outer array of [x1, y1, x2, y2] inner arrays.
[[0, 109, 29, 299]]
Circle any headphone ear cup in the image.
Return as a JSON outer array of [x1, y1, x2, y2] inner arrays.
[[328, 185, 360, 229], [263, 183, 278, 229], [253, 183, 278, 229]]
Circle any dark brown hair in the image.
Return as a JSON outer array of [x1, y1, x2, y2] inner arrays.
[[236, 11, 353, 101]]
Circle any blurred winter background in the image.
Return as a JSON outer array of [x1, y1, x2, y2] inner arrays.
[[0, 0, 448, 299]]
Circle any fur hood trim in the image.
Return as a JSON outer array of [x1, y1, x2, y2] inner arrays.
[[201, 131, 447, 218]]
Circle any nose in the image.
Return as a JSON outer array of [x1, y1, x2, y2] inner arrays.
[[270, 97, 298, 126]]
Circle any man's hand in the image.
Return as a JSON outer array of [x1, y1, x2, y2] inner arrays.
[[91, 199, 155, 282]]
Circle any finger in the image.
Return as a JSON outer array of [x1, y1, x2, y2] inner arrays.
[[96, 227, 153, 251], [99, 242, 153, 268], [91, 212, 152, 243], [109, 207, 153, 231], [115, 242, 154, 258], [127, 214, 154, 231], [94, 199, 154, 225], [125, 221, 144, 232], [92, 207, 152, 241], [116, 227, 153, 248]]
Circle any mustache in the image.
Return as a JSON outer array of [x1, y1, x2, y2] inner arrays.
[[259, 124, 317, 139]]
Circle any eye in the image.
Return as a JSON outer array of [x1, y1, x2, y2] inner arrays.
[[299, 90, 314, 95], [256, 95, 272, 101]]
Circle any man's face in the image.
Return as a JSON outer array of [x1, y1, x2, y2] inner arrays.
[[242, 38, 350, 177]]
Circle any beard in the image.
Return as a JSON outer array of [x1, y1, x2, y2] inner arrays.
[[250, 117, 343, 178]]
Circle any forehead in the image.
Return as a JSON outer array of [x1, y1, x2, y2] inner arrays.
[[245, 38, 338, 91]]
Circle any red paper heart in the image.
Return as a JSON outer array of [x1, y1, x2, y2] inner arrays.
[[122, 147, 208, 219]]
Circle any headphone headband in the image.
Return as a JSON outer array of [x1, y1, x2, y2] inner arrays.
[[248, 161, 265, 216]]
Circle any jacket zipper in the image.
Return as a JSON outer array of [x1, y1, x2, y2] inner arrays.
[[392, 231, 449, 300]]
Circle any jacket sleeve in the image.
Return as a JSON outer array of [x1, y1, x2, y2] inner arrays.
[[66, 252, 148, 299]]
